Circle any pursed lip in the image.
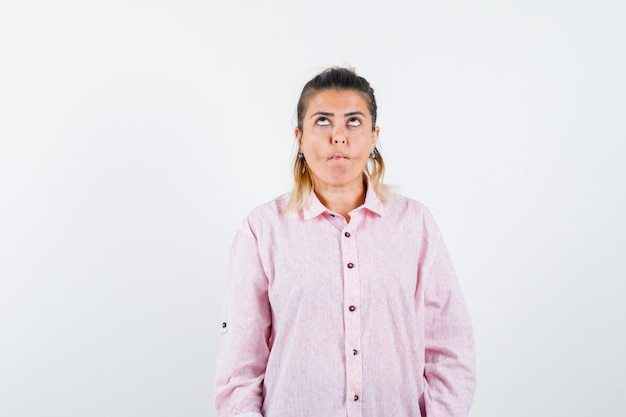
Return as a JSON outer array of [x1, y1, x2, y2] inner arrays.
[[331, 151, 346, 160]]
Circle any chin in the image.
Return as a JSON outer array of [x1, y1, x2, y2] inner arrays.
[[325, 175, 363, 188]]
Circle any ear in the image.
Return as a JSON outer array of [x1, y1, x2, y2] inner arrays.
[[372, 126, 380, 147], [295, 127, 301, 142]]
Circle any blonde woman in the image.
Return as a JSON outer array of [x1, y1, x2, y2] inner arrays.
[[215, 67, 476, 417]]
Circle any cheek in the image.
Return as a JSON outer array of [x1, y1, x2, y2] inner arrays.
[[301, 140, 326, 158]]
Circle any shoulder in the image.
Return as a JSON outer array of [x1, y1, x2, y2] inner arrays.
[[246, 193, 290, 222], [238, 193, 291, 239], [380, 191, 443, 237], [384, 191, 433, 219]]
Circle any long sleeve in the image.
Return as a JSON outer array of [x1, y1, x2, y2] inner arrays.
[[214, 219, 272, 417], [420, 212, 476, 417]]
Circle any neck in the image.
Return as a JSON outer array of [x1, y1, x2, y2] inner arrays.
[[314, 180, 366, 222]]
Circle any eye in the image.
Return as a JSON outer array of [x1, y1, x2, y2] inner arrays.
[[315, 117, 330, 126], [347, 117, 361, 127]]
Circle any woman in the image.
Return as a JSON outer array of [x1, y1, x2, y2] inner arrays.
[[215, 67, 476, 417]]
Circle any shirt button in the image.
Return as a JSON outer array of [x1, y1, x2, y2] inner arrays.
[[347, 262, 354, 268], [354, 394, 359, 401], [221, 322, 227, 328], [353, 349, 358, 355], [344, 232, 351, 237], [349, 305, 356, 312]]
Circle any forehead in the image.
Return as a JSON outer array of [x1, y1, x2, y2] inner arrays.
[[305, 89, 370, 115]]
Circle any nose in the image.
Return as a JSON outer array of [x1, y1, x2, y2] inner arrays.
[[332, 125, 346, 144]]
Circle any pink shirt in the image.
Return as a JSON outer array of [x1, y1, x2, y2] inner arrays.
[[215, 188, 476, 417]]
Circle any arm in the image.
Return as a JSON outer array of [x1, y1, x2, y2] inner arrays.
[[421, 212, 476, 417], [215, 220, 271, 417]]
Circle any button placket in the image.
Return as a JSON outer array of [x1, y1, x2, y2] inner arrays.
[[341, 225, 362, 417]]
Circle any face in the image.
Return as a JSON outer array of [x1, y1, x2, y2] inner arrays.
[[296, 89, 379, 191]]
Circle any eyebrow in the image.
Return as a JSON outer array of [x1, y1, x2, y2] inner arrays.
[[310, 111, 368, 118]]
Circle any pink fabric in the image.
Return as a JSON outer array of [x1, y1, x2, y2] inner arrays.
[[215, 189, 476, 417]]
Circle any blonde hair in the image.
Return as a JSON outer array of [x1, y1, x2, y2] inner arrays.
[[286, 67, 387, 212]]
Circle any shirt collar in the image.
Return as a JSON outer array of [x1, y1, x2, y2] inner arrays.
[[362, 182, 385, 216], [302, 181, 385, 220]]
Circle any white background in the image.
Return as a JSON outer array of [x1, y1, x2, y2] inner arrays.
[[1, 1, 625, 416]]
